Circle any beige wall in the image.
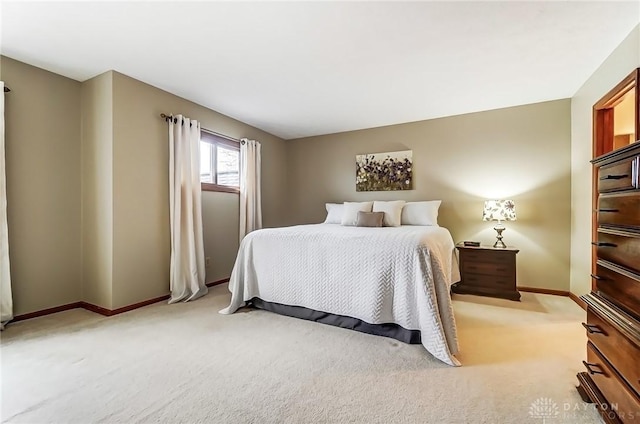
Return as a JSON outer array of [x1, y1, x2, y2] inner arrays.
[[110, 72, 287, 308], [2, 57, 288, 314], [287, 100, 572, 291], [1, 56, 82, 315], [570, 25, 640, 297], [81, 71, 114, 309]]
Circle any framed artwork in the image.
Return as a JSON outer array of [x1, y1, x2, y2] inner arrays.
[[356, 150, 413, 191]]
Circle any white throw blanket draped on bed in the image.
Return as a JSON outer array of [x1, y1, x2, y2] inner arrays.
[[220, 224, 461, 366]]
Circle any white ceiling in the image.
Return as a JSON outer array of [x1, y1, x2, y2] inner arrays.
[[2, 1, 639, 140]]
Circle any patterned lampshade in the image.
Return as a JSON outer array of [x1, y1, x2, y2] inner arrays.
[[482, 200, 517, 222]]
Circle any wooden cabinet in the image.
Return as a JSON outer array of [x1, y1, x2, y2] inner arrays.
[[577, 142, 640, 424], [451, 244, 520, 301]]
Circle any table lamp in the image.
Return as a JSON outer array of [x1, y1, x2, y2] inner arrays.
[[482, 200, 516, 248]]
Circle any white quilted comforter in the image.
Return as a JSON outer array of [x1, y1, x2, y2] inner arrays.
[[219, 224, 461, 366]]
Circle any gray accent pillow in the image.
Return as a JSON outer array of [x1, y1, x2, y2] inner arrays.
[[356, 211, 384, 227]]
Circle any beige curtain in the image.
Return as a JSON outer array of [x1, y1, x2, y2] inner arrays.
[[239, 138, 262, 240], [168, 115, 208, 303], [0, 81, 13, 329]]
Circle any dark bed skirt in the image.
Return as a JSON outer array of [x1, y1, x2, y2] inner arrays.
[[249, 297, 422, 344]]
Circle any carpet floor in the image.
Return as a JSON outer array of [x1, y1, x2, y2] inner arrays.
[[1, 285, 600, 423]]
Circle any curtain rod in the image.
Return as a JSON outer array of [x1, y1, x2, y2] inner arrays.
[[160, 113, 242, 143]]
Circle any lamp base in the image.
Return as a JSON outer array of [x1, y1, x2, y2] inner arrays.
[[493, 239, 507, 249], [493, 224, 507, 248]]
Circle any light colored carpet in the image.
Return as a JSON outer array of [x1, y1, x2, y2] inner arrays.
[[1, 285, 600, 424]]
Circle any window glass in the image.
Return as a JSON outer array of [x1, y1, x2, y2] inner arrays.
[[216, 146, 239, 187], [199, 131, 240, 193], [200, 141, 213, 183]]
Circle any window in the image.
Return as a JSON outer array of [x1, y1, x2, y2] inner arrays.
[[200, 131, 240, 193]]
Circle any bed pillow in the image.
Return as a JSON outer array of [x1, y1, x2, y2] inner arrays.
[[341, 201, 374, 226], [324, 203, 344, 224], [356, 211, 384, 227], [372, 200, 406, 227], [401, 201, 442, 226]]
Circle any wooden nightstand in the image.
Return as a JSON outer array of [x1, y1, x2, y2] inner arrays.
[[451, 244, 521, 301]]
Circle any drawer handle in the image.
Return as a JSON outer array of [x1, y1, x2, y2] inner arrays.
[[591, 242, 617, 248], [597, 209, 619, 213], [590, 274, 608, 281], [581, 322, 605, 334], [582, 361, 606, 375], [599, 174, 628, 180]]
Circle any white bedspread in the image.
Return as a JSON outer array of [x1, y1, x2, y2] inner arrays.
[[220, 224, 461, 366]]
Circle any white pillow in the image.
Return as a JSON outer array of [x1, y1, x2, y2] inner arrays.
[[372, 200, 406, 227], [341, 201, 374, 226], [401, 201, 442, 226], [324, 203, 344, 224]]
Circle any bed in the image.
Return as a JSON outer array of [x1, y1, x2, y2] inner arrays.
[[219, 223, 461, 366]]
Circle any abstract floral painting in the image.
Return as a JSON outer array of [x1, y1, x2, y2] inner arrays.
[[356, 150, 413, 192]]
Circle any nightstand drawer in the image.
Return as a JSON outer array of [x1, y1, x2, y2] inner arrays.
[[462, 273, 514, 288], [462, 261, 513, 277], [460, 250, 513, 265]]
